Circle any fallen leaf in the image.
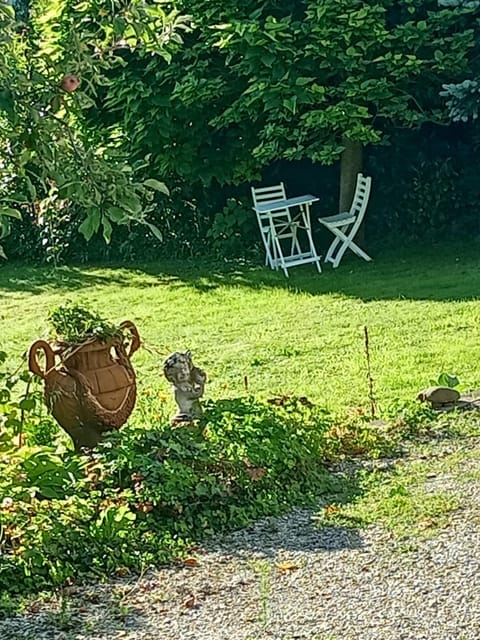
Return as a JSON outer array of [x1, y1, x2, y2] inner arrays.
[[298, 396, 314, 407], [276, 561, 299, 573], [140, 579, 160, 592], [136, 502, 154, 513], [324, 504, 340, 516], [242, 458, 267, 481], [267, 395, 290, 406], [418, 517, 435, 530], [184, 593, 196, 608], [183, 557, 200, 567], [187, 546, 208, 555], [246, 466, 266, 481]]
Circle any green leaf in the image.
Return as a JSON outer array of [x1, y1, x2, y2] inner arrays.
[[25, 178, 37, 200], [102, 216, 113, 244], [120, 193, 142, 216], [0, 88, 15, 119], [283, 96, 297, 114], [0, 4, 15, 19], [113, 17, 126, 35], [145, 222, 163, 241], [389, 484, 409, 497], [77, 92, 96, 109], [78, 210, 101, 241], [143, 179, 169, 195], [0, 207, 22, 219], [19, 397, 36, 411], [296, 77, 315, 86], [106, 206, 127, 223], [437, 373, 459, 388], [6, 192, 28, 203]]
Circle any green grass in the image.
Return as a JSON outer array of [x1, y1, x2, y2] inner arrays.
[[1, 241, 480, 414], [2, 241, 480, 618], [316, 428, 480, 541], [317, 464, 460, 541]]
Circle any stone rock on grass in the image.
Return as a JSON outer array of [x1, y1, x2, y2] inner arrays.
[[417, 386, 460, 409]]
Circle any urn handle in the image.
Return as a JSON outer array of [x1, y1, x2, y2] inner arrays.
[[119, 321, 141, 357], [28, 340, 56, 379]]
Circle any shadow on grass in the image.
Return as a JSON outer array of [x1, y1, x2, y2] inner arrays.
[[0, 263, 178, 295], [1, 240, 480, 302]]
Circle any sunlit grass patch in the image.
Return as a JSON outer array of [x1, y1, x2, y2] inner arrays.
[[315, 452, 468, 541]]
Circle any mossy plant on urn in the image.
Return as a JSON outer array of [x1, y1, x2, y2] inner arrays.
[[28, 303, 140, 450]]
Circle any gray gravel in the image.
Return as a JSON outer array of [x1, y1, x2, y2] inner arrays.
[[1, 445, 479, 640]]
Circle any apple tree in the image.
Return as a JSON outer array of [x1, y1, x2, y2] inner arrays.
[[0, 0, 189, 257]]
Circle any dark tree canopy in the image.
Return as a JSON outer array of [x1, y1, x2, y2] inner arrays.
[[97, 0, 478, 189], [1, 0, 479, 260]]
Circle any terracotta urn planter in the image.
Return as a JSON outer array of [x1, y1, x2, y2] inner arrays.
[[28, 321, 140, 450]]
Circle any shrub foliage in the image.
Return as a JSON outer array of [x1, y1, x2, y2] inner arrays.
[[3, 0, 480, 262], [0, 347, 428, 600]]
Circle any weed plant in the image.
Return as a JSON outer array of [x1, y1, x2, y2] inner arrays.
[[48, 302, 123, 345]]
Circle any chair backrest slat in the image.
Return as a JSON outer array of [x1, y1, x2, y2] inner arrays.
[[251, 183, 286, 207], [349, 174, 371, 227], [251, 183, 290, 223]]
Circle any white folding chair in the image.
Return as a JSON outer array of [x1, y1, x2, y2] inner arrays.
[[318, 173, 372, 268], [251, 182, 321, 277]]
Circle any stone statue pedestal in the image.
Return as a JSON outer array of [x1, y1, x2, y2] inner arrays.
[[163, 351, 207, 425]]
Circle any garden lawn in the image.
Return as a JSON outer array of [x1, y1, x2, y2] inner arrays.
[[1, 240, 480, 415]]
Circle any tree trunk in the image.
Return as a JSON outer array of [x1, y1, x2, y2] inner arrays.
[[339, 139, 364, 245], [339, 139, 363, 212]]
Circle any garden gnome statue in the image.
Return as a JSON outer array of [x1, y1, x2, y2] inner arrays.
[[163, 351, 207, 424]]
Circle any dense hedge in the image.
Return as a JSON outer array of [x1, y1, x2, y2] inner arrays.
[[367, 122, 480, 245], [4, 119, 479, 265]]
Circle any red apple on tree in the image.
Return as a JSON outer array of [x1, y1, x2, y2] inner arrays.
[[60, 75, 80, 93]]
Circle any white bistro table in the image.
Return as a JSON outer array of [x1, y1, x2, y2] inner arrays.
[[252, 194, 321, 277], [253, 194, 319, 215]]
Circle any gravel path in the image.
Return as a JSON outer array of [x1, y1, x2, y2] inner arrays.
[[2, 443, 479, 640]]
